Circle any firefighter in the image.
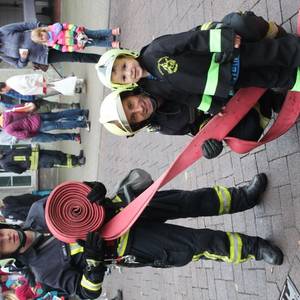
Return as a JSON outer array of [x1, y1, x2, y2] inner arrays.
[[0, 145, 85, 174], [99, 87, 285, 159], [0, 172, 283, 299]]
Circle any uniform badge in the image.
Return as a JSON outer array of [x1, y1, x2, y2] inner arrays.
[[157, 56, 178, 75]]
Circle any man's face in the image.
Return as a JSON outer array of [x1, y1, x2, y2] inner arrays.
[[122, 94, 154, 125], [111, 57, 143, 84], [0, 85, 10, 93], [0, 228, 21, 256]]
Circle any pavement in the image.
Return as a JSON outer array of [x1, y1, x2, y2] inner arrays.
[[58, 0, 300, 299]]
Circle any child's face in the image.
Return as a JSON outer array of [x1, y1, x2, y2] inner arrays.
[[39, 31, 49, 43], [122, 93, 154, 125], [112, 57, 143, 84]]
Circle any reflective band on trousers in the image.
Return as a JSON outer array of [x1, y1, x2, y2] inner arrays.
[[81, 275, 102, 292], [13, 156, 26, 161], [209, 29, 222, 52], [69, 242, 84, 256], [204, 53, 220, 96], [30, 148, 39, 170], [214, 186, 231, 215], [198, 94, 212, 112], [227, 232, 243, 264], [291, 68, 300, 92], [117, 230, 130, 257]]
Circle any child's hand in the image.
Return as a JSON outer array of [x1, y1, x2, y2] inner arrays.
[[234, 35, 241, 48]]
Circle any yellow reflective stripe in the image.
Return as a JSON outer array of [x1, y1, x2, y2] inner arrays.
[[214, 186, 232, 215], [112, 195, 123, 203], [201, 22, 212, 30], [69, 242, 84, 255], [227, 232, 244, 264], [198, 94, 212, 112], [199, 118, 210, 130], [81, 275, 102, 292], [265, 21, 278, 39], [13, 156, 26, 161], [117, 230, 130, 256], [291, 68, 300, 91], [204, 53, 220, 96], [192, 251, 231, 263], [67, 154, 72, 168], [29, 149, 39, 170], [209, 29, 222, 52], [253, 104, 270, 129]]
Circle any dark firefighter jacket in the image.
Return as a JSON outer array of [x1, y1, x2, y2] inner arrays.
[[18, 198, 108, 299], [0, 147, 39, 174]]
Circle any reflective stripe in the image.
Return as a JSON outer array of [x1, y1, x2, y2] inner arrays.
[[117, 230, 130, 257], [201, 22, 212, 30], [209, 29, 222, 52], [80, 275, 102, 292], [192, 251, 231, 263], [29, 149, 39, 170], [204, 53, 220, 96], [112, 195, 123, 203], [66, 154, 72, 168], [198, 94, 213, 112], [265, 21, 278, 39], [227, 232, 244, 264], [253, 104, 270, 129], [214, 186, 232, 215], [69, 242, 84, 255], [291, 68, 300, 92], [13, 156, 26, 161]]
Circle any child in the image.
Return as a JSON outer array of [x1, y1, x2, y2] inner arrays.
[[31, 22, 121, 50], [96, 12, 300, 115]]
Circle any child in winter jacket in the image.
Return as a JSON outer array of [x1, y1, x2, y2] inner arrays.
[[31, 22, 121, 51]]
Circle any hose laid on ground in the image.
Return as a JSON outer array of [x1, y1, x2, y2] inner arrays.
[[45, 181, 105, 243]]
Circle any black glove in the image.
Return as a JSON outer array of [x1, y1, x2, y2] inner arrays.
[[77, 231, 105, 263], [202, 139, 224, 159], [84, 181, 107, 204]]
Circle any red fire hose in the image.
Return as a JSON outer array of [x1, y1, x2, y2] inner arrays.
[[45, 181, 105, 243]]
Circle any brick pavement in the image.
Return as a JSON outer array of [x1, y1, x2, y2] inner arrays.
[[98, 1, 300, 299]]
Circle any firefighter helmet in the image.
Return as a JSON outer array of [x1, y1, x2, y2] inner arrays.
[[99, 90, 142, 136], [95, 49, 140, 90]]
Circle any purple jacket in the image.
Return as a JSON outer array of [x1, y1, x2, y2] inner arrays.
[[3, 111, 41, 139]]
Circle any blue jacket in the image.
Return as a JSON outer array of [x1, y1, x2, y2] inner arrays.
[[0, 22, 48, 68]]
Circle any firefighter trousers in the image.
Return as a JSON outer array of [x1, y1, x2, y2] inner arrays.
[[124, 221, 261, 266], [140, 184, 253, 222], [39, 150, 80, 168], [121, 184, 261, 266]]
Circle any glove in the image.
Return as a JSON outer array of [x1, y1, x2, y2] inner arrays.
[[202, 139, 224, 159], [77, 231, 105, 265], [84, 181, 107, 204]]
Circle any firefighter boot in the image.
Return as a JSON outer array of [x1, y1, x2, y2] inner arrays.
[[242, 173, 268, 207], [256, 238, 283, 265]]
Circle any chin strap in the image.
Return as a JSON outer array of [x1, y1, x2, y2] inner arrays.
[[12, 228, 27, 256]]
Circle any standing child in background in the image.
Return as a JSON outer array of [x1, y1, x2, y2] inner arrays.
[[31, 22, 121, 50]]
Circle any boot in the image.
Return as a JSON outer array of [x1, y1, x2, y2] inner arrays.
[[256, 238, 283, 265], [242, 173, 268, 207]]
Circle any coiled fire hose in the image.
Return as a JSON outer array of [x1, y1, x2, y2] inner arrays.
[[45, 181, 105, 243]]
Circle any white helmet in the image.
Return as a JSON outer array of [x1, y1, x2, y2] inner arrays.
[[95, 49, 140, 90]]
